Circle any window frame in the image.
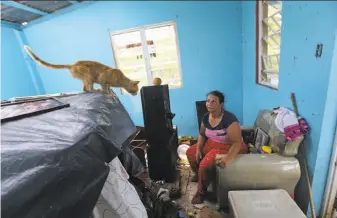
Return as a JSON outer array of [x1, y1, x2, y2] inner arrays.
[[255, 0, 281, 90], [109, 21, 184, 94]]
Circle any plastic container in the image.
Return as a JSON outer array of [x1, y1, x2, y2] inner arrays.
[[177, 144, 190, 161], [262, 145, 272, 153], [228, 189, 306, 218]]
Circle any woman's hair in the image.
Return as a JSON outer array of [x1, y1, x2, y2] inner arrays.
[[207, 90, 225, 103]]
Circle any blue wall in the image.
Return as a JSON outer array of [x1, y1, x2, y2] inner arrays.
[[242, 1, 337, 216], [22, 1, 243, 136], [1, 27, 38, 99], [2, 1, 336, 215], [312, 29, 337, 217]]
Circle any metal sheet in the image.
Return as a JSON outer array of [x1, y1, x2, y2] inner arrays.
[[18, 1, 73, 13], [1, 3, 41, 24], [1, 1, 75, 24]]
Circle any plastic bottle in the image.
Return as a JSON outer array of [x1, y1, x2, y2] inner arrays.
[[187, 211, 194, 218], [262, 145, 272, 154]]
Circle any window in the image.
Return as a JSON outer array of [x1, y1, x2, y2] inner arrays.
[[256, 0, 282, 89], [110, 21, 183, 94]]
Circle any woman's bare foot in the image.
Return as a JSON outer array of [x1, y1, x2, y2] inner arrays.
[[191, 191, 204, 204]]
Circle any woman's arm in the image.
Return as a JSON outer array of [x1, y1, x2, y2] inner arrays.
[[197, 123, 207, 151], [218, 121, 242, 166]]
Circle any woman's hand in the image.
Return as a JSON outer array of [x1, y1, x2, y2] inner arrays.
[[217, 121, 243, 167], [215, 156, 232, 168]]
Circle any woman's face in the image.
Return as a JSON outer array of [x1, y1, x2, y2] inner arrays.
[[206, 94, 223, 112]]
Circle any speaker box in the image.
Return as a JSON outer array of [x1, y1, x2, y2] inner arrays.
[[140, 85, 178, 182]]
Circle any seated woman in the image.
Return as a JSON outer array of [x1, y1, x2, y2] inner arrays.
[[186, 90, 248, 204]]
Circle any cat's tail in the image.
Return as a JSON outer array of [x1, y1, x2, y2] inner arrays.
[[23, 46, 70, 69]]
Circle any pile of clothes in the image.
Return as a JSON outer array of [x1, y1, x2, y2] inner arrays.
[[272, 107, 309, 142]]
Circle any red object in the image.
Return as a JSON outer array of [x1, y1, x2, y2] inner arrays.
[[186, 139, 248, 193]]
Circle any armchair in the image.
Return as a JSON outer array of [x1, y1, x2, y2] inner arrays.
[[214, 110, 303, 208]]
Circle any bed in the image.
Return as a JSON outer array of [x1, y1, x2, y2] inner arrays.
[[1, 92, 146, 218]]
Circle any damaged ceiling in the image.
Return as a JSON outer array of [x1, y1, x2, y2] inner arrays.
[[1, 1, 86, 29]]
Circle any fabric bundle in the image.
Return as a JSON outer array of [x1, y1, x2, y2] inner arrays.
[[273, 107, 309, 142]]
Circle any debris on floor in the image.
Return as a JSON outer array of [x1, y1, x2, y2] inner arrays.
[[199, 207, 227, 218], [137, 161, 229, 218]]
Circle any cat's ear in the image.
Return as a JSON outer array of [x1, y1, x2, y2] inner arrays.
[[133, 81, 140, 85]]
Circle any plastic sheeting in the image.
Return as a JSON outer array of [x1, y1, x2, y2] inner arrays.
[[119, 141, 145, 178], [254, 110, 303, 156], [1, 92, 138, 218]]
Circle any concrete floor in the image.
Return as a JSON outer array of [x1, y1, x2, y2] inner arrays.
[[139, 159, 229, 217], [176, 165, 227, 218]]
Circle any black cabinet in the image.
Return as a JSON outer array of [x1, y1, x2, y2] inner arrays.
[[140, 85, 178, 182]]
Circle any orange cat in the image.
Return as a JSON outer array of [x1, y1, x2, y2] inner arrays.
[[23, 46, 140, 96]]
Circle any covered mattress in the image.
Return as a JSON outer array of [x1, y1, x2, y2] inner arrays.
[[93, 157, 148, 218], [1, 92, 137, 218]]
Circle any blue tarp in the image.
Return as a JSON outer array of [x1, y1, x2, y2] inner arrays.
[[1, 92, 142, 218]]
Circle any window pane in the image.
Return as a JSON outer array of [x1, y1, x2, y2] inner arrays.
[[267, 73, 279, 87], [259, 0, 282, 88], [145, 24, 182, 88], [111, 31, 148, 94]]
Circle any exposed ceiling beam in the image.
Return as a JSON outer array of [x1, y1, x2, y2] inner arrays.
[[22, 1, 96, 29], [1, 1, 49, 16], [0, 20, 22, 30]]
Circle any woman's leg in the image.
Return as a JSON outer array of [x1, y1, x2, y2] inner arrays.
[[186, 144, 199, 175], [191, 148, 228, 204], [191, 141, 248, 204], [186, 141, 214, 181]]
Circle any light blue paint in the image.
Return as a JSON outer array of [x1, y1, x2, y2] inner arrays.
[[22, 1, 243, 136], [1, 27, 38, 99], [2, 1, 48, 16], [4, 1, 335, 215], [1, 21, 21, 30], [311, 29, 337, 217], [242, 1, 337, 216], [13, 30, 46, 95]]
